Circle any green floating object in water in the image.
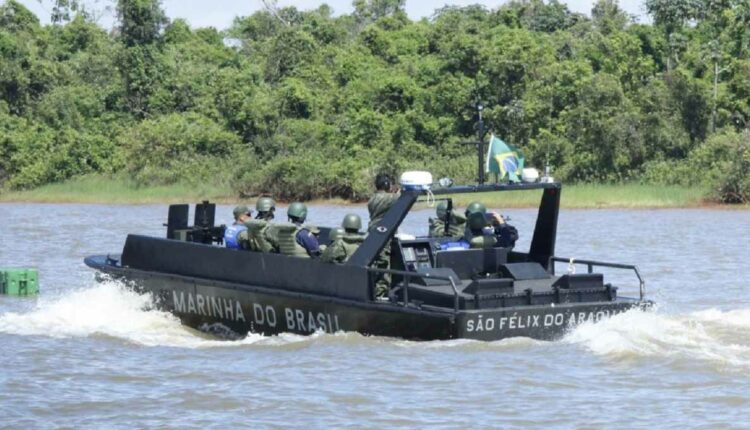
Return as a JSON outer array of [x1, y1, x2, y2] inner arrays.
[[0, 268, 39, 296]]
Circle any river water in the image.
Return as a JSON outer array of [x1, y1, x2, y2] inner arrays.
[[1, 202, 749, 428]]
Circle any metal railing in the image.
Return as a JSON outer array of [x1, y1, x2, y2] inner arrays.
[[367, 267, 461, 312], [548, 256, 645, 301]]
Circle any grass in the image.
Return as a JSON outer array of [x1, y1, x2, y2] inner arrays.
[[445, 183, 711, 209], [0, 176, 717, 208], [0, 175, 235, 204]]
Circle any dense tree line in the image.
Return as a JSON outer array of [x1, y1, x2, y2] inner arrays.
[[0, 0, 748, 202]]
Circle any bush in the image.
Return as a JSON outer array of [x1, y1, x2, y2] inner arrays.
[[643, 129, 750, 203], [119, 112, 242, 186], [711, 131, 750, 204]]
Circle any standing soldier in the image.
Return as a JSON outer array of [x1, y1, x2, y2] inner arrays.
[[225, 205, 252, 249], [367, 173, 399, 298], [367, 173, 399, 231]]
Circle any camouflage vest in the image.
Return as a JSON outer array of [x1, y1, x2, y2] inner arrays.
[[244, 220, 275, 253], [321, 233, 365, 263], [272, 223, 309, 258]]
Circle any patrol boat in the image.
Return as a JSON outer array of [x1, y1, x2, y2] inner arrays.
[[84, 180, 651, 341]]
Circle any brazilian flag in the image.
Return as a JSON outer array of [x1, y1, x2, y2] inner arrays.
[[486, 134, 524, 182]]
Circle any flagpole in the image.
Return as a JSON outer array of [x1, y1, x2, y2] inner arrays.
[[477, 103, 485, 185]]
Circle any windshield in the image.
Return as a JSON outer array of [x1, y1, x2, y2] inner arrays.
[[400, 190, 544, 252]]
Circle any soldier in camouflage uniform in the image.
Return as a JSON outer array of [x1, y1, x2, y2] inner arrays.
[[255, 197, 276, 221], [428, 201, 466, 238], [367, 173, 400, 232], [242, 197, 279, 252], [367, 173, 399, 298], [287, 202, 321, 258], [321, 214, 365, 263], [462, 202, 519, 249]]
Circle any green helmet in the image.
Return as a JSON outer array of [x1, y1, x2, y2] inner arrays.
[[256, 197, 275, 213], [436, 201, 448, 220], [341, 213, 362, 232], [287, 202, 307, 222], [328, 227, 345, 242], [465, 201, 487, 217], [467, 211, 488, 231]]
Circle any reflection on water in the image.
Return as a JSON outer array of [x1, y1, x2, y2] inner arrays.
[[1, 203, 749, 427]]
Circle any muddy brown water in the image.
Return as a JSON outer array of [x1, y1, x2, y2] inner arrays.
[[1, 203, 749, 428]]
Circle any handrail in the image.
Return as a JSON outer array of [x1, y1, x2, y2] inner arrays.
[[548, 256, 645, 301], [366, 267, 461, 313]]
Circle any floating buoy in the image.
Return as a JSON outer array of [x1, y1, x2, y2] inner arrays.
[[0, 268, 39, 296]]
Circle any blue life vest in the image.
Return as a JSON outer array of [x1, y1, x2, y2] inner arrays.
[[224, 224, 247, 249]]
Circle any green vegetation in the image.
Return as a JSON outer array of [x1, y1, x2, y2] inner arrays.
[[1, 175, 711, 208], [1, 0, 750, 204]]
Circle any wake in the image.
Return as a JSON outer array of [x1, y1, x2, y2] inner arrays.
[[565, 307, 750, 370]]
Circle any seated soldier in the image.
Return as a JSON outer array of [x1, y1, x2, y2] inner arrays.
[[225, 205, 252, 249], [255, 196, 276, 221], [462, 202, 518, 249], [287, 202, 321, 258], [320, 214, 365, 264], [243, 197, 279, 252], [428, 201, 466, 238]]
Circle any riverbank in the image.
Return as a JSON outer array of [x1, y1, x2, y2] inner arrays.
[[0, 176, 723, 208]]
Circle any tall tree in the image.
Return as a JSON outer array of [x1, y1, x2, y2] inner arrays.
[[116, 0, 167, 117], [116, 0, 167, 47], [644, 0, 701, 71]]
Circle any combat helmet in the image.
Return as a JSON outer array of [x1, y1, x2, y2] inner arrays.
[[287, 202, 308, 223], [465, 201, 488, 232], [465, 201, 487, 217], [328, 227, 345, 242], [342, 214, 362, 233], [256, 197, 275, 213]]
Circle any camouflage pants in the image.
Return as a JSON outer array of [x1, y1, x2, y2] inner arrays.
[[373, 248, 391, 298]]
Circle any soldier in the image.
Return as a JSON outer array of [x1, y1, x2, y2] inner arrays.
[[225, 205, 252, 249], [428, 201, 466, 238], [321, 214, 365, 264], [255, 197, 276, 221], [462, 202, 518, 249], [367, 173, 399, 297], [243, 196, 279, 252], [367, 173, 399, 231], [287, 202, 321, 258]]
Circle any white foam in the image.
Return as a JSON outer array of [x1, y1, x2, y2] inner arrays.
[[565, 308, 750, 370], [0, 281, 271, 348]]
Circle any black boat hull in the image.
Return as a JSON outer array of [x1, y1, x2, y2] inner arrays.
[[86, 255, 647, 341]]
